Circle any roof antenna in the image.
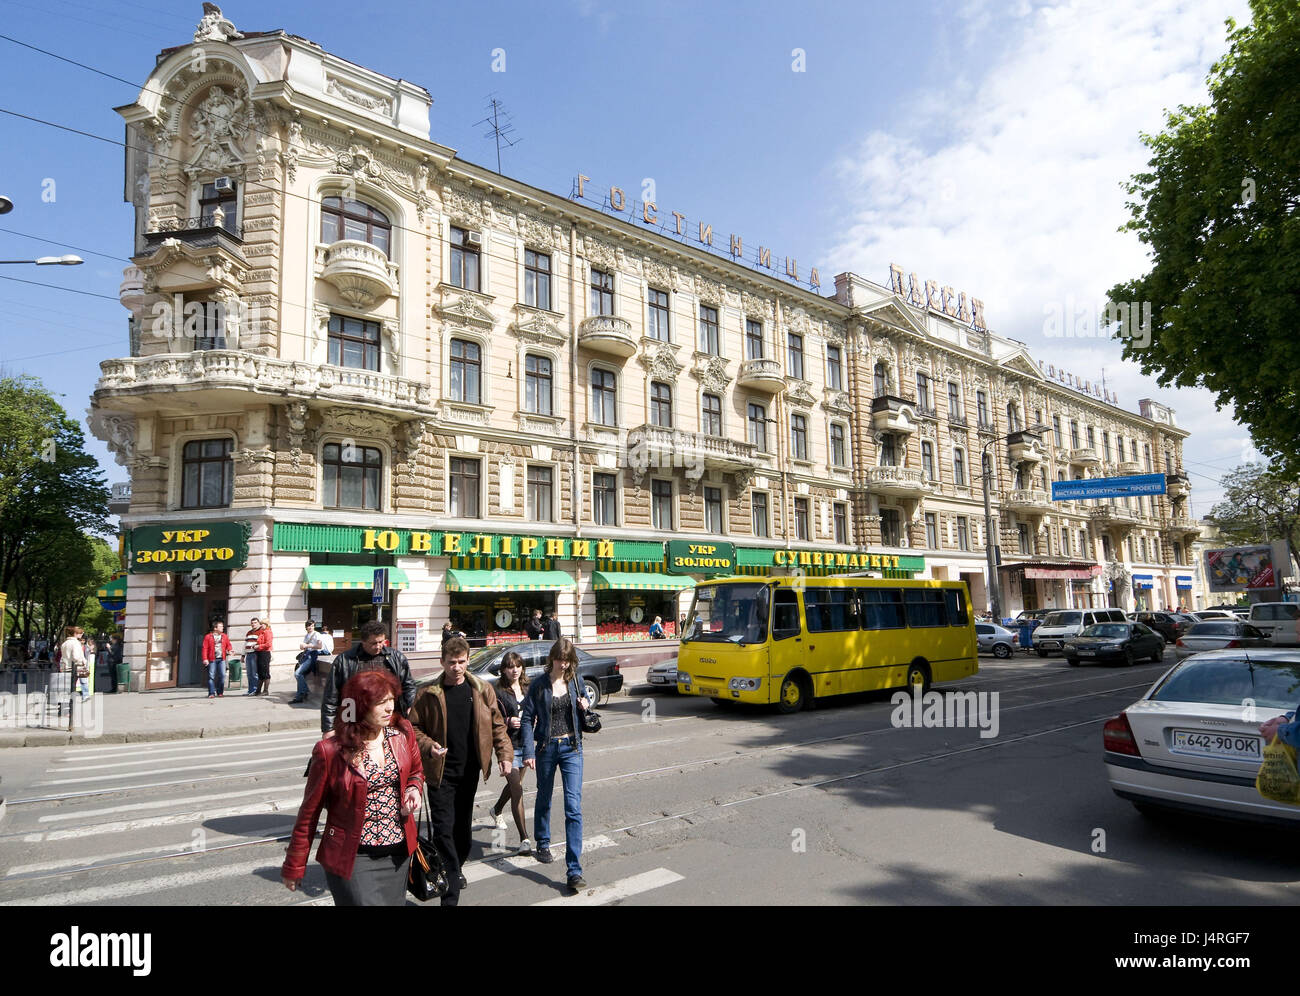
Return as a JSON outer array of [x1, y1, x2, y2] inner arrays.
[[476, 95, 519, 174]]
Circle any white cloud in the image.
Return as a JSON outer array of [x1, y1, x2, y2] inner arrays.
[[827, 0, 1253, 506]]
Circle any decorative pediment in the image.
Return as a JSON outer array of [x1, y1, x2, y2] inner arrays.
[[1001, 350, 1044, 380], [785, 378, 817, 409], [822, 389, 853, 414], [435, 291, 495, 329], [512, 307, 566, 346], [518, 215, 563, 250], [860, 296, 929, 338], [640, 343, 685, 382], [321, 407, 398, 438], [690, 352, 730, 393]]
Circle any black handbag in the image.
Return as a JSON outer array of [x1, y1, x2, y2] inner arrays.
[[407, 786, 449, 902], [577, 680, 601, 734]]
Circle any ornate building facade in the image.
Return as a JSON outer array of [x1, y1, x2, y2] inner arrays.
[[90, 8, 1196, 688]]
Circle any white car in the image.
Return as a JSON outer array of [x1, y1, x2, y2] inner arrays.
[[1191, 610, 1237, 622], [645, 658, 679, 687], [1103, 649, 1300, 825], [1247, 602, 1300, 646]]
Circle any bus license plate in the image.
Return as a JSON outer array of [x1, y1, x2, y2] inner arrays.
[[1172, 730, 1261, 760], [697, 684, 720, 697]]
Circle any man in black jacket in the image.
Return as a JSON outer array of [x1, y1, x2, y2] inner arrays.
[[543, 610, 561, 641], [320, 620, 417, 735]]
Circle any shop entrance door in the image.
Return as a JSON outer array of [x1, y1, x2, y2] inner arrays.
[[173, 574, 229, 687]]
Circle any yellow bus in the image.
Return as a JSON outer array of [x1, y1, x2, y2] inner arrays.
[[676, 576, 978, 712]]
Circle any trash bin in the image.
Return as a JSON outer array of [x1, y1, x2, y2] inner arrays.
[[116, 660, 130, 690], [228, 655, 242, 683]]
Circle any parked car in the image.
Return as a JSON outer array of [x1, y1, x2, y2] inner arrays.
[[1247, 602, 1300, 646], [415, 640, 623, 706], [645, 658, 679, 688], [1032, 608, 1128, 656], [1103, 649, 1300, 825], [975, 623, 1019, 658], [1174, 621, 1270, 658], [1064, 622, 1165, 667], [1191, 610, 1237, 622], [1133, 611, 1191, 643], [1015, 609, 1053, 623]]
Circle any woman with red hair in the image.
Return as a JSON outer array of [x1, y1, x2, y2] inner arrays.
[[282, 669, 424, 905]]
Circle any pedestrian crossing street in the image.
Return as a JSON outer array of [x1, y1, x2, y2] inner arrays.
[[0, 722, 688, 906]]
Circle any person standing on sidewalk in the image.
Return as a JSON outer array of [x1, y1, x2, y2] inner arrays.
[[321, 621, 416, 734], [521, 637, 590, 893], [291, 619, 324, 704], [489, 651, 531, 854], [544, 610, 561, 641], [202, 620, 233, 698], [243, 618, 262, 696], [408, 635, 513, 906], [255, 618, 274, 696], [108, 634, 123, 693], [60, 626, 89, 700]]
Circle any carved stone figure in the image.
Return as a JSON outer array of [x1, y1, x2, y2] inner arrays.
[[194, 3, 243, 43]]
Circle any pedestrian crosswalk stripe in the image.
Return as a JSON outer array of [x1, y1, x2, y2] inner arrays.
[[35, 751, 313, 785], [58, 728, 317, 758], [5, 829, 292, 877], [54, 742, 318, 772], [0, 856, 281, 906], [24, 796, 305, 842], [532, 868, 684, 906], [464, 834, 616, 884], [36, 784, 304, 823]]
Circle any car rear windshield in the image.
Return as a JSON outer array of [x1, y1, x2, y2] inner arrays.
[[1150, 657, 1300, 709], [1254, 604, 1300, 620], [1081, 624, 1129, 638], [1187, 622, 1238, 636], [1043, 612, 1081, 627]]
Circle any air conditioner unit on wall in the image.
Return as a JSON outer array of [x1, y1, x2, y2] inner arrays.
[[213, 176, 234, 193], [466, 231, 482, 246]]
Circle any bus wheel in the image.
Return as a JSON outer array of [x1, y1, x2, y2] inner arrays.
[[905, 661, 932, 695], [776, 674, 806, 714]]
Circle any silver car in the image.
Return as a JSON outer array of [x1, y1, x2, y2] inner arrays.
[[1174, 621, 1270, 658], [975, 623, 1018, 658], [1104, 649, 1300, 825], [646, 658, 678, 687]]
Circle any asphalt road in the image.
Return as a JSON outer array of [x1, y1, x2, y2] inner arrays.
[[2, 656, 1298, 906]]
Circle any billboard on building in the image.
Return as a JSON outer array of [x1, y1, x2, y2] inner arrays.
[[1205, 542, 1291, 592]]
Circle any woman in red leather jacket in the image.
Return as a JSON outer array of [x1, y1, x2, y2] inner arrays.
[[281, 669, 424, 905]]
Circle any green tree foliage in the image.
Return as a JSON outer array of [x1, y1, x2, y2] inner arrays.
[[0, 374, 64, 520], [1208, 463, 1300, 572], [1107, 1, 1300, 472]]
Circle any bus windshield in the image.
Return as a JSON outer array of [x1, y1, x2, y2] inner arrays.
[[682, 582, 769, 644]]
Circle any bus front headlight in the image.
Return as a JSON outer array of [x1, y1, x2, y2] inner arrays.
[[728, 677, 761, 691], [677, 672, 691, 684]]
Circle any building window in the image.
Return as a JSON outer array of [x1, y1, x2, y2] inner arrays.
[[525, 249, 551, 311], [592, 472, 617, 526], [917, 372, 931, 411], [449, 339, 482, 404], [1131, 439, 1140, 462], [652, 479, 673, 530], [1087, 425, 1096, 448], [322, 196, 390, 254], [328, 314, 381, 372], [200, 180, 239, 234], [1071, 421, 1081, 448], [1052, 415, 1062, 446], [948, 381, 961, 418], [705, 486, 724, 534], [880, 434, 898, 467], [449, 226, 481, 291], [181, 438, 232, 509], [1060, 527, 1070, 556], [880, 508, 901, 547], [790, 413, 808, 461], [953, 449, 966, 487], [748, 403, 768, 452], [1102, 535, 1113, 560], [752, 491, 769, 537], [1139, 536, 1148, 561], [827, 345, 843, 391], [1079, 530, 1089, 556], [590, 368, 617, 426], [323, 442, 382, 511], [921, 441, 935, 481], [788, 333, 804, 380], [699, 305, 720, 355], [449, 457, 481, 518], [524, 354, 552, 416], [976, 390, 989, 427], [1102, 431, 1112, 462], [1144, 444, 1152, 471], [1007, 403, 1022, 433], [745, 319, 764, 360], [702, 393, 722, 436], [647, 288, 670, 341], [527, 465, 553, 521], [925, 512, 938, 549], [957, 516, 970, 551], [874, 362, 889, 395], [590, 267, 614, 316], [830, 423, 846, 467], [1017, 523, 1031, 555], [794, 497, 810, 541], [651, 381, 673, 427], [833, 503, 848, 545]]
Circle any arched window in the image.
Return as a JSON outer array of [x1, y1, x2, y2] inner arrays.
[[321, 196, 391, 255]]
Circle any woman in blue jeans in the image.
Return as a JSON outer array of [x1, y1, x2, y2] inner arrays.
[[521, 637, 590, 893]]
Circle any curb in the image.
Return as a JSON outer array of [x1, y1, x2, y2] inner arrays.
[[0, 717, 319, 748]]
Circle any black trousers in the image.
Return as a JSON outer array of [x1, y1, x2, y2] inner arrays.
[[256, 650, 271, 685], [429, 772, 479, 906]]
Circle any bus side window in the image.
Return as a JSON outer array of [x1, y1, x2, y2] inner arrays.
[[944, 589, 969, 626], [772, 589, 801, 640], [861, 589, 905, 630]]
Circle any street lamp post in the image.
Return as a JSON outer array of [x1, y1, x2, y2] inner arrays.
[[0, 255, 84, 265], [981, 422, 1051, 622]]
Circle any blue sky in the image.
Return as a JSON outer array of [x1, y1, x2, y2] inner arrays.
[[0, 0, 1256, 511]]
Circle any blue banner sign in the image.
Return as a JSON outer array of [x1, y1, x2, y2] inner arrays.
[[1051, 474, 1168, 501]]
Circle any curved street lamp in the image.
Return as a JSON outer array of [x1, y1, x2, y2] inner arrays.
[[982, 422, 1051, 621], [0, 254, 84, 265]]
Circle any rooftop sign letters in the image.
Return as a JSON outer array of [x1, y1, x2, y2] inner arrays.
[[888, 263, 987, 331]]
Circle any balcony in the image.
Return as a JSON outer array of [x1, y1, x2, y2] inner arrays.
[[737, 357, 785, 393], [578, 315, 637, 357], [1090, 505, 1137, 534], [867, 465, 929, 497], [316, 240, 399, 308], [1003, 488, 1052, 513], [1163, 514, 1200, 536], [1117, 460, 1142, 476], [134, 218, 247, 296], [119, 266, 147, 317], [93, 349, 432, 417], [1166, 472, 1191, 498], [870, 395, 917, 435], [626, 424, 758, 474], [1006, 430, 1045, 465], [1071, 447, 1101, 466], [949, 414, 969, 428]]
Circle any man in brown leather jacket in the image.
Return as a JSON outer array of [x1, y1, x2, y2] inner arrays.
[[409, 634, 512, 906]]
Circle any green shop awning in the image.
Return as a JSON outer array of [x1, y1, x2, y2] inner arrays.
[[301, 566, 410, 591], [592, 571, 697, 592], [445, 569, 575, 593]]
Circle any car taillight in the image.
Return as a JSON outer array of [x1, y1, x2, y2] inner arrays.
[[1012, 634, 1019, 644], [613, 662, 620, 672], [1223, 640, 1240, 648], [1175, 638, 1185, 647], [1103, 713, 1140, 756]]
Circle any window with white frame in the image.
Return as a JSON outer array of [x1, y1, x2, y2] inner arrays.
[[525, 249, 551, 311], [790, 413, 808, 461], [830, 423, 846, 468], [449, 339, 482, 404], [751, 490, 769, 538], [524, 354, 552, 416], [449, 226, 480, 291], [650, 381, 672, 427], [647, 288, 670, 341], [590, 267, 614, 316], [651, 479, 673, 530], [705, 486, 724, 535], [449, 457, 481, 518], [590, 368, 617, 426], [702, 393, 722, 436], [826, 345, 843, 391], [527, 465, 553, 521], [592, 472, 617, 526]]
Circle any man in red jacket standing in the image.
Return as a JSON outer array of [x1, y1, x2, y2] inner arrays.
[[255, 620, 274, 696], [203, 620, 233, 698]]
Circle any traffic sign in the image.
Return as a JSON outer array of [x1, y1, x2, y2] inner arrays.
[[1051, 473, 1167, 501], [372, 568, 389, 605]]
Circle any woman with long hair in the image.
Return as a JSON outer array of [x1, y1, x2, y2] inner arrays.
[[520, 637, 590, 892], [282, 669, 424, 905], [489, 651, 531, 853]]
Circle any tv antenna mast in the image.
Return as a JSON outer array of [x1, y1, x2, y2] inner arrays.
[[476, 95, 520, 173]]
